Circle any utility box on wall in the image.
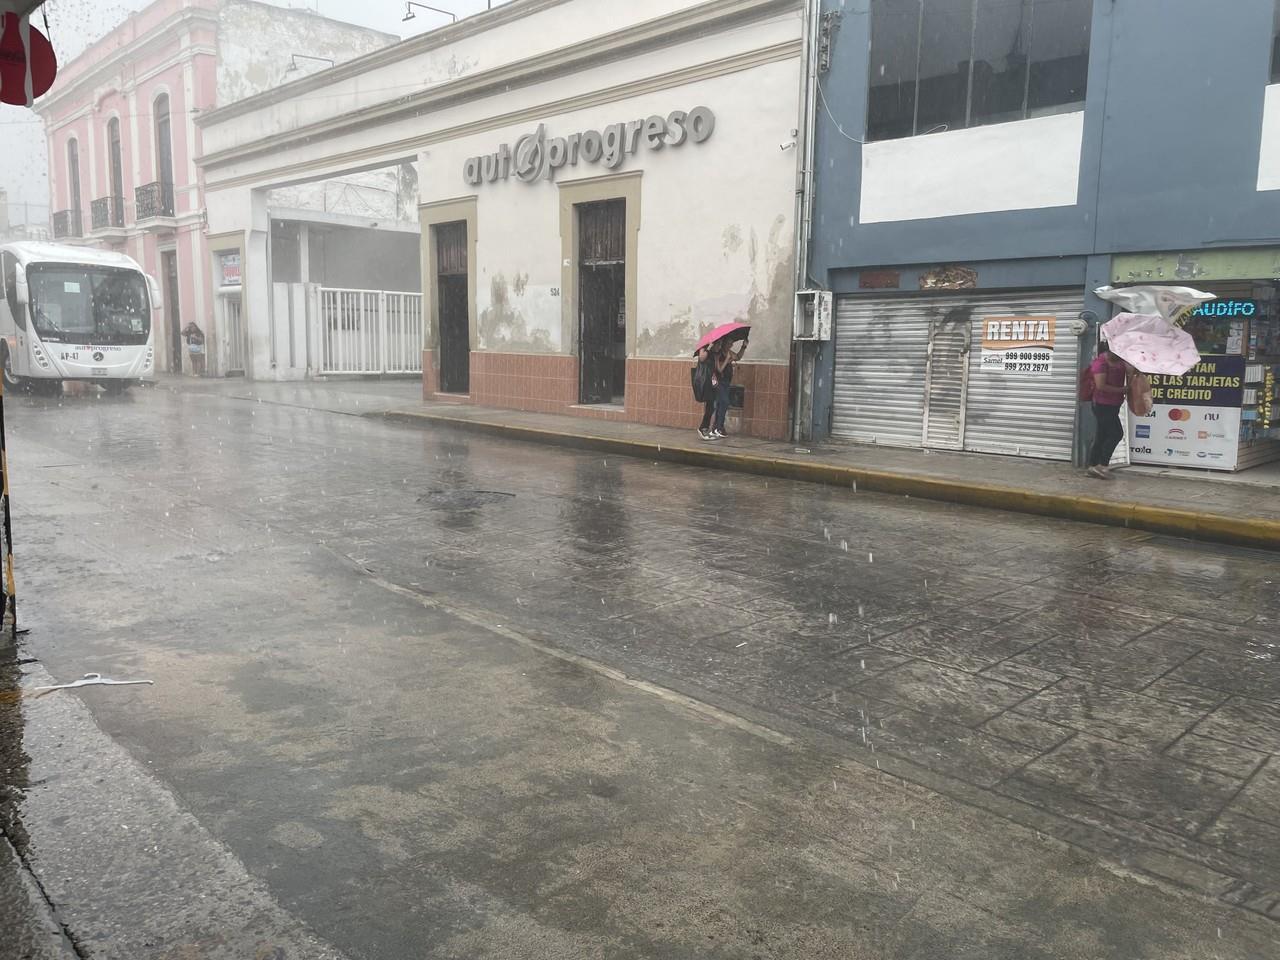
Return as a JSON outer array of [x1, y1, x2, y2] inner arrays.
[[794, 290, 833, 340]]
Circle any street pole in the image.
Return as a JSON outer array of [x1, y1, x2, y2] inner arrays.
[[0, 374, 15, 643]]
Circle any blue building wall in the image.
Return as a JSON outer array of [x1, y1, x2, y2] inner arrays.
[[809, 0, 1280, 441], [812, 0, 1280, 275]]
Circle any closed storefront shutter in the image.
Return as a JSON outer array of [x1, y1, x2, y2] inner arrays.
[[831, 297, 931, 447], [832, 290, 1083, 460], [963, 291, 1083, 461], [923, 315, 971, 450]]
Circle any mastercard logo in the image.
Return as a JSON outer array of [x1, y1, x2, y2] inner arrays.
[[1167, 409, 1193, 421]]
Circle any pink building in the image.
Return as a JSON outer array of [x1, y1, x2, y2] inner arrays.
[[35, 0, 393, 376]]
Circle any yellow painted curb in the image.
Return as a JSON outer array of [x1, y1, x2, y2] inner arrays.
[[378, 410, 1280, 552]]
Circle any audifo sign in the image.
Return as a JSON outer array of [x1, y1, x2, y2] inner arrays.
[[464, 107, 715, 186], [980, 316, 1055, 375], [1128, 355, 1244, 471]]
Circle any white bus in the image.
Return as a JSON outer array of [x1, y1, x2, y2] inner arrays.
[[1, 241, 157, 394]]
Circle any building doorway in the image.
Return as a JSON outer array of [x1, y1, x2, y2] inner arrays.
[[577, 199, 626, 405], [434, 220, 469, 394], [161, 249, 182, 372]]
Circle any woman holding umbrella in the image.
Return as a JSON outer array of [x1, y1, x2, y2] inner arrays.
[[1085, 292, 1206, 479], [1085, 342, 1131, 479], [694, 323, 749, 440]]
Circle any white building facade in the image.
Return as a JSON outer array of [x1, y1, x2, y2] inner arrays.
[[197, 0, 803, 438]]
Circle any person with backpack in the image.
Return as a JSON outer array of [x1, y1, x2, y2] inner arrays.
[[181, 321, 207, 377], [1083, 342, 1131, 479], [696, 337, 746, 440]]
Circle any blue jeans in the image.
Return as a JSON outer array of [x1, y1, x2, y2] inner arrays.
[[698, 379, 730, 432]]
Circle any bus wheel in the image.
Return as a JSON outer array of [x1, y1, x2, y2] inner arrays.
[[2, 349, 26, 392]]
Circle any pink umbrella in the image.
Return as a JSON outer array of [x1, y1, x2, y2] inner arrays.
[[693, 322, 750, 356], [1100, 312, 1201, 376]]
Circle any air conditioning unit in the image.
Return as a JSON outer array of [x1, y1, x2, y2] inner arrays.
[[793, 289, 832, 341]]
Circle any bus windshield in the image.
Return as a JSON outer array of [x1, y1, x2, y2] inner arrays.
[[26, 263, 151, 345]]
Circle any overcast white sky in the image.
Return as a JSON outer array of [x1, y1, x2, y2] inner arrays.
[[1, 0, 508, 225]]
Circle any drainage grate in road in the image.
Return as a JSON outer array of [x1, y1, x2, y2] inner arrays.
[[417, 489, 515, 508]]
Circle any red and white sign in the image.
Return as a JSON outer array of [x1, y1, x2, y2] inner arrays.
[[219, 252, 241, 287], [980, 316, 1056, 375]]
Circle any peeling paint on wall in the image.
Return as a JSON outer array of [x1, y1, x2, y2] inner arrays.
[[638, 214, 793, 360], [422, 52, 480, 89], [721, 224, 743, 255], [215, 1, 396, 107], [478, 274, 559, 353]]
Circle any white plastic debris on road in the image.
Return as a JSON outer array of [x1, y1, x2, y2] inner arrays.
[[29, 673, 155, 698]]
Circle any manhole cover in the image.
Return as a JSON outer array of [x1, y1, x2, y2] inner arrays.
[[418, 489, 515, 508]]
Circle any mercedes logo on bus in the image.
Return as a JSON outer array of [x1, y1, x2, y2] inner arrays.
[[92, 352, 104, 362]]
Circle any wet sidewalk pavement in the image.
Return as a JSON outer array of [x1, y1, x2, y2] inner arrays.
[[161, 376, 1280, 548], [4, 381, 1280, 956]]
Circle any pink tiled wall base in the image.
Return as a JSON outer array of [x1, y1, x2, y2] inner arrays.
[[424, 353, 790, 440]]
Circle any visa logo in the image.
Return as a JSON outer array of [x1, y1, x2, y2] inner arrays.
[[1136, 425, 1151, 438]]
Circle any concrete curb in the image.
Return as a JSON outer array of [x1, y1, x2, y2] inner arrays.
[[376, 409, 1280, 552]]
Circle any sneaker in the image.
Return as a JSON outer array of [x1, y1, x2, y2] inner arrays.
[[698, 428, 714, 441], [1086, 465, 1107, 480], [713, 429, 727, 439]]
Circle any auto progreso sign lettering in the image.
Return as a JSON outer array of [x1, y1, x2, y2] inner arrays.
[[464, 107, 716, 185]]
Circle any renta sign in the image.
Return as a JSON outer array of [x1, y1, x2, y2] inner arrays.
[[464, 107, 716, 185]]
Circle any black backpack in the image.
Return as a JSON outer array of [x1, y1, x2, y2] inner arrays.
[[690, 358, 712, 402]]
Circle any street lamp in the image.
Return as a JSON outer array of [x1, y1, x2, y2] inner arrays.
[[402, 2, 456, 24], [284, 53, 336, 77]]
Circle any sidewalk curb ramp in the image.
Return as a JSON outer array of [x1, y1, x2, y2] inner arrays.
[[377, 409, 1280, 552]]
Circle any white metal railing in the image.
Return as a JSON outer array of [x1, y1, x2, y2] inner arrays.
[[318, 287, 422, 375], [384, 292, 424, 374]]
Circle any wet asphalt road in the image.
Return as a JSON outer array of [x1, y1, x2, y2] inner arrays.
[[2, 380, 1280, 959]]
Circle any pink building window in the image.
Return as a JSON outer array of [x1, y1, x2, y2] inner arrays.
[[107, 117, 124, 224], [54, 138, 84, 239]]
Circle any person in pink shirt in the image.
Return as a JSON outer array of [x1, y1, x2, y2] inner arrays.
[[1086, 343, 1132, 479]]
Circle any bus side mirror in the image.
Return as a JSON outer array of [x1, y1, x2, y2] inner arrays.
[[146, 274, 162, 310]]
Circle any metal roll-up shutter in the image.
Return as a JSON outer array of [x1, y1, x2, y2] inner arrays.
[[963, 290, 1084, 461], [922, 310, 972, 450], [831, 297, 931, 446]]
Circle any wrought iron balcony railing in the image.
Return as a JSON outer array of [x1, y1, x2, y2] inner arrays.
[[90, 195, 126, 230], [135, 181, 175, 221], [51, 208, 83, 239]]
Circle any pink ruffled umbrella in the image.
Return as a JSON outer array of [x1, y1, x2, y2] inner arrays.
[[1100, 312, 1201, 376]]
